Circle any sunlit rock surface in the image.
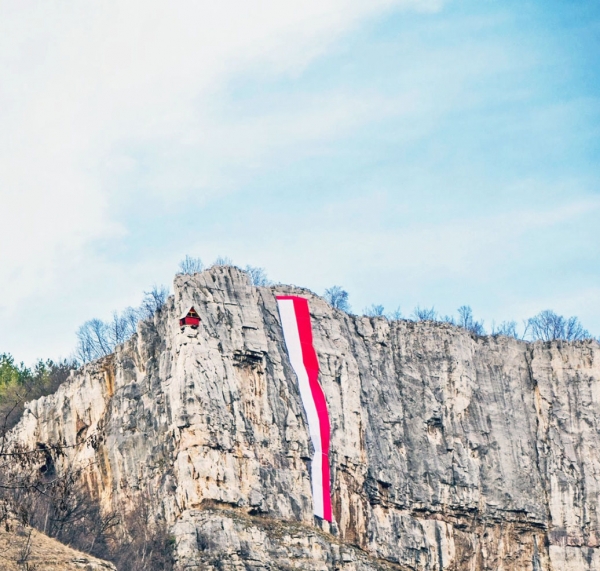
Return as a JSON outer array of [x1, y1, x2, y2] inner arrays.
[[10, 266, 600, 570]]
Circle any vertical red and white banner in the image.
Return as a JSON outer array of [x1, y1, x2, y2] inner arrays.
[[276, 295, 332, 522]]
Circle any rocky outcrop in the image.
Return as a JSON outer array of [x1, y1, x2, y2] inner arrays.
[[8, 266, 600, 570]]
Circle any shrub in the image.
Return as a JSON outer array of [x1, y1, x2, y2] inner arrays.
[[387, 307, 402, 320], [324, 286, 350, 312], [245, 266, 271, 286], [139, 285, 169, 319], [457, 305, 486, 336], [177, 255, 204, 275], [492, 320, 519, 339], [364, 304, 385, 317], [412, 306, 437, 321], [212, 256, 233, 267]]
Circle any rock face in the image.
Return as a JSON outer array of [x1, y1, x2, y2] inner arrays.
[[9, 267, 600, 570]]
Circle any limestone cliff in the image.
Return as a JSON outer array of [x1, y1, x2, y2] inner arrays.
[[8, 266, 600, 570]]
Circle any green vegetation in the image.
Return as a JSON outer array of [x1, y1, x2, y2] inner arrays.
[[0, 354, 72, 434]]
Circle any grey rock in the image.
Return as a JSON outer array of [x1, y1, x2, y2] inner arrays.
[[8, 266, 600, 570]]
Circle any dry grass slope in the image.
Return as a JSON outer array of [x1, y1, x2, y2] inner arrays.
[[0, 516, 116, 571]]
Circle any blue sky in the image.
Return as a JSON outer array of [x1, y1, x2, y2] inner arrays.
[[1, 0, 598, 362]]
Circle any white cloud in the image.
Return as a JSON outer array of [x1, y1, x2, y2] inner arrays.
[[0, 0, 443, 360]]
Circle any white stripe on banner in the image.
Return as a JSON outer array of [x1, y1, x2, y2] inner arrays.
[[311, 451, 324, 518], [278, 299, 322, 448]]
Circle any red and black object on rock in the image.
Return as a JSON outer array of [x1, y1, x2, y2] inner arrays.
[[180, 306, 201, 329]]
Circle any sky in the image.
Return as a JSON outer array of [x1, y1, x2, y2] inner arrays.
[[1, 0, 599, 363]]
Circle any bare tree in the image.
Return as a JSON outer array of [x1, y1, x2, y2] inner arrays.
[[16, 528, 33, 566], [76, 319, 112, 363], [107, 312, 131, 347], [364, 304, 385, 317], [75, 327, 95, 364], [76, 310, 139, 364], [412, 306, 437, 321], [0, 405, 173, 570], [106, 492, 174, 571], [122, 307, 141, 335], [565, 316, 590, 341], [140, 285, 169, 320], [457, 306, 486, 336], [0, 364, 177, 568], [212, 256, 233, 267], [324, 286, 350, 312], [387, 306, 402, 320], [525, 310, 591, 341], [245, 266, 271, 286], [75, 285, 169, 364], [492, 320, 520, 339], [177, 255, 204, 275]]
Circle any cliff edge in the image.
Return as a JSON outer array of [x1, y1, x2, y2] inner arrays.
[[8, 266, 600, 570]]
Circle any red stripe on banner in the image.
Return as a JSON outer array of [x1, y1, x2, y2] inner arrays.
[[286, 296, 332, 522], [292, 298, 331, 454]]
